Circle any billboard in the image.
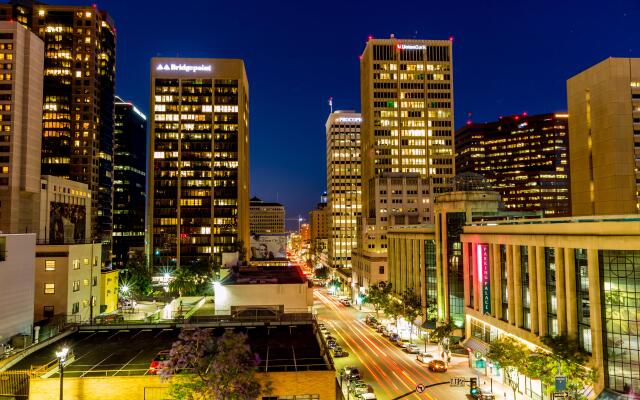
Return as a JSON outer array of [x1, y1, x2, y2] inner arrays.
[[250, 234, 287, 260], [49, 202, 87, 243]]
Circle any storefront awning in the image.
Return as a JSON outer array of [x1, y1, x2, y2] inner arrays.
[[462, 337, 489, 355]]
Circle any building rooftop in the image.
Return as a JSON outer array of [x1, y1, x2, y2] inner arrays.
[[222, 265, 307, 285], [468, 214, 640, 226], [250, 197, 283, 207], [10, 325, 329, 376]]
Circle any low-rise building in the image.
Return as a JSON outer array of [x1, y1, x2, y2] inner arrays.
[[214, 265, 313, 315], [461, 215, 640, 397], [0, 233, 36, 347], [34, 243, 102, 323], [351, 247, 387, 304], [38, 176, 91, 244], [100, 269, 119, 314]]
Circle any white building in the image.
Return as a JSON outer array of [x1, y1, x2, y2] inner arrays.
[[0, 234, 36, 346], [214, 265, 313, 315]]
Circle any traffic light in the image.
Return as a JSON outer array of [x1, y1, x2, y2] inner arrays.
[[470, 377, 479, 398]]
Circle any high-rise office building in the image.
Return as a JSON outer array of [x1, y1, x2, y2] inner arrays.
[[567, 57, 640, 215], [326, 111, 361, 270], [249, 196, 285, 234], [309, 194, 329, 258], [0, 1, 117, 243], [360, 36, 455, 219], [0, 21, 43, 234], [148, 58, 249, 271], [456, 113, 571, 217], [112, 96, 147, 268]]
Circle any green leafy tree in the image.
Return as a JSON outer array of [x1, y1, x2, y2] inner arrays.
[[401, 289, 421, 342], [524, 336, 597, 398], [169, 267, 199, 297], [161, 328, 269, 399], [487, 336, 530, 400], [120, 254, 152, 296], [383, 298, 403, 330], [426, 303, 438, 322], [314, 265, 330, 280], [363, 282, 392, 316], [431, 319, 455, 349]]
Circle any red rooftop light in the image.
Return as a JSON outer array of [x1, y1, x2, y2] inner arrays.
[[522, 111, 528, 116], [514, 115, 520, 120], [449, 35, 455, 42], [368, 35, 373, 41]]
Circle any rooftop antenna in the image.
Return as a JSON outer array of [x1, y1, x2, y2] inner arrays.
[[328, 97, 333, 114]]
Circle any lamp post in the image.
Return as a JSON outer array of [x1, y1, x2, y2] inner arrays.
[[56, 347, 69, 400]]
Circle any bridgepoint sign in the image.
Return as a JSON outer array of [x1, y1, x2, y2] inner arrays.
[[156, 63, 212, 73], [335, 117, 362, 123]]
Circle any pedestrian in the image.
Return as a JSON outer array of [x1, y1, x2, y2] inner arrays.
[[504, 391, 507, 400]]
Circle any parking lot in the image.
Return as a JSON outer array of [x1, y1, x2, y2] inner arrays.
[[10, 324, 328, 377]]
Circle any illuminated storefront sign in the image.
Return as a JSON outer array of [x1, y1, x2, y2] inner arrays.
[[335, 117, 362, 123], [155, 63, 212, 73], [398, 44, 426, 50], [477, 244, 490, 314]]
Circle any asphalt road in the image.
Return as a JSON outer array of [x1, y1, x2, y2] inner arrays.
[[315, 290, 477, 400]]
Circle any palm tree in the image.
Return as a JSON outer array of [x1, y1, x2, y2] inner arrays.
[[168, 267, 197, 297]]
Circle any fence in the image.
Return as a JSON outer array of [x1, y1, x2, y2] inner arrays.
[[0, 370, 31, 399]]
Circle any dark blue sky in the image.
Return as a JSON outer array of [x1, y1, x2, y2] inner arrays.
[[58, 0, 640, 229]]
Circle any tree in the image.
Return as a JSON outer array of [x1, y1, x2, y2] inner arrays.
[[487, 336, 530, 400], [426, 303, 438, 322], [363, 282, 392, 316], [161, 328, 268, 399], [524, 336, 597, 398], [383, 299, 403, 330], [169, 267, 198, 297], [401, 289, 421, 343], [120, 254, 152, 297], [314, 265, 330, 280], [431, 319, 455, 351]]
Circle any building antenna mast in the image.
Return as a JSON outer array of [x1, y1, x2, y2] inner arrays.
[[328, 97, 333, 114]]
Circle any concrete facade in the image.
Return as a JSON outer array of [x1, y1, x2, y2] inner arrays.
[[148, 58, 250, 269], [326, 111, 361, 270], [38, 175, 91, 244], [461, 216, 640, 396], [34, 243, 102, 323], [360, 37, 455, 220], [567, 57, 640, 216], [0, 21, 43, 235], [351, 247, 388, 304], [0, 233, 35, 345], [249, 197, 285, 234], [29, 371, 336, 400], [100, 269, 119, 314]]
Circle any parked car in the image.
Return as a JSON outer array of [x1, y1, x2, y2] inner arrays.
[[356, 393, 377, 400], [427, 359, 447, 372], [327, 340, 338, 349], [376, 325, 385, 333], [416, 352, 434, 363], [350, 382, 374, 396], [325, 335, 336, 342], [342, 366, 360, 381], [340, 299, 351, 306], [148, 350, 170, 375], [348, 380, 367, 392], [365, 315, 378, 326], [394, 338, 409, 347], [332, 346, 349, 358], [404, 344, 420, 354]]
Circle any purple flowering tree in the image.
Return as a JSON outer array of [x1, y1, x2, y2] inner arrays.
[[160, 328, 267, 399]]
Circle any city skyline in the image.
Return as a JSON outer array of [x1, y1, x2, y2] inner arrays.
[[36, 0, 640, 226]]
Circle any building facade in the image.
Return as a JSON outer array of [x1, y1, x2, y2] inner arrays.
[[0, 1, 117, 242], [148, 58, 250, 271], [35, 242, 102, 322], [39, 175, 91, 244], [112, 96, 147, 268], [249, 196, 284, 234], [0, 233, 36, 346], [567, 57, 640, 216], [360, 36, 455, 219], [326, 111, 361, 270], [461, 216, 640, 397], [456, 113, 570, 217], [0, 21, 43, 235], [309, 198, 329, 257], [99, 268, 118, 314]]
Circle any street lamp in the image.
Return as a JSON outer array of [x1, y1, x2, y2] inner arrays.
[[56, 347, 69, 400]]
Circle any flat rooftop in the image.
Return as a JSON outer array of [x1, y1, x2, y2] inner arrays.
[[222, 265, 307, 285], [11, 324, 327, 377]]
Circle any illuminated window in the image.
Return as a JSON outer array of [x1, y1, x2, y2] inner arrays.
[[72, 259, 80, 270], [45, 260, 56, 271], [44, 283, 55, 294]]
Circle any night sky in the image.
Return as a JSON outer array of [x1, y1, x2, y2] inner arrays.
[[50, 0, 640, 229]]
